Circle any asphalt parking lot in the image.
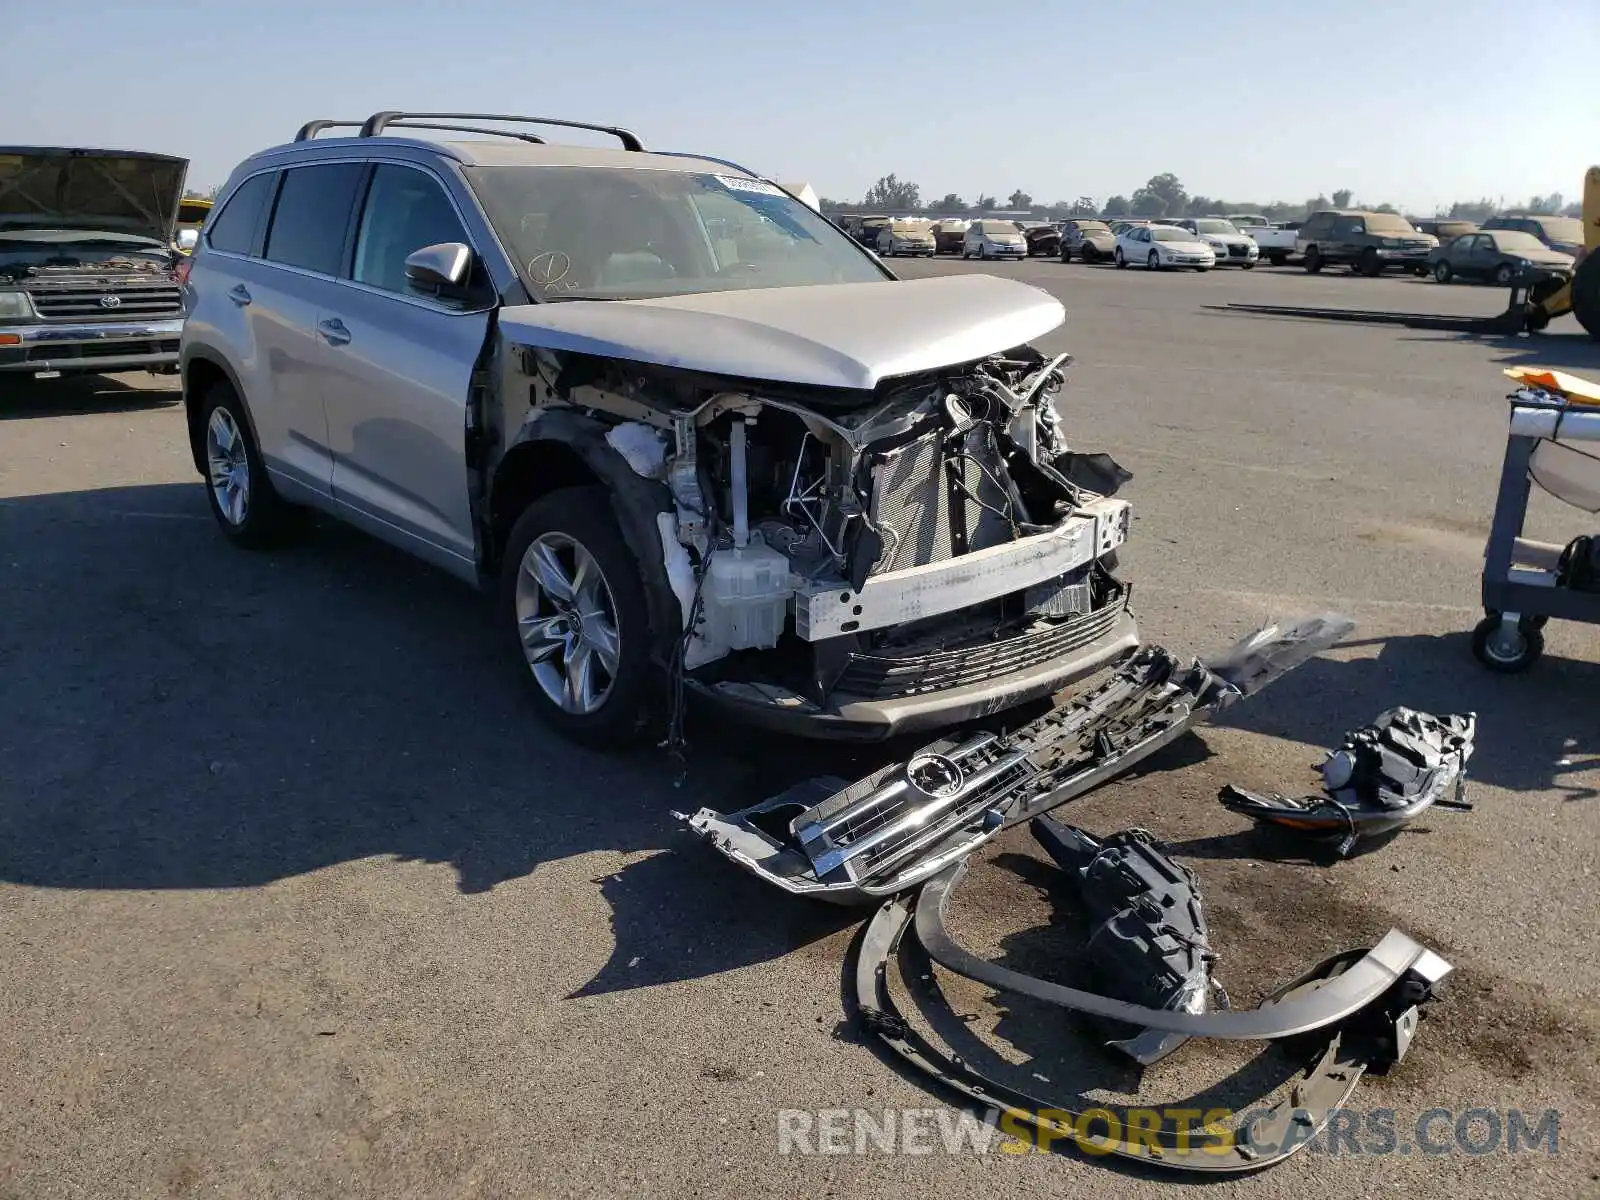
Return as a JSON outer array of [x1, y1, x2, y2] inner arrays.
[[4, 261, 1600, 1199]]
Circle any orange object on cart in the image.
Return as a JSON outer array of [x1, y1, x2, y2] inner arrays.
[[1504, 367, 1600, 405]]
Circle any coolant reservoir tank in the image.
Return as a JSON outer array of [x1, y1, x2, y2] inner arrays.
[[704, 534, 793, 652]]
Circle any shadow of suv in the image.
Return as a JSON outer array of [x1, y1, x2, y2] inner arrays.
[[178, 111, 1138, 747], [1295, 209, 1438, 276]]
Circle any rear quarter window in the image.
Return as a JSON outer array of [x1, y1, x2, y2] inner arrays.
[[206, 172, 276, 255], [263, 163, 367, 275]]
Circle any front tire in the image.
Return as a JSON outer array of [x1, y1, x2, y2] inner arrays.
[[1494, 263, 1515, 286], [199, 382, 298, 548], [501, 486, 655, 745], [1147, 250, 1160, 271], [1358, 248, 1383, 277], [1433, 260, 1453, 284]]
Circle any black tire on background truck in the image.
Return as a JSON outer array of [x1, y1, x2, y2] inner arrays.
[[1572, 253, 1600, 341], [1304, 246, 1323, 273]]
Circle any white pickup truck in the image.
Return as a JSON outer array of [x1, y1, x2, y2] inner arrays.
[[1228, 215, 1300, 266]]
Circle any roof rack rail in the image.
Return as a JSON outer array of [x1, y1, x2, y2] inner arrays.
[[294, 119, 547, 145], [357, 112, 644, 152], [651, 150, 762, 178]]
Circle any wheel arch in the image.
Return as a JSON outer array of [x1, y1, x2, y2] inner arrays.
[[181, 351, 256, 476], [489, 411, 680, 666]]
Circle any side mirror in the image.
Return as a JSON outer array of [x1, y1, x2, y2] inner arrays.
[[404, 242, 473, 291]]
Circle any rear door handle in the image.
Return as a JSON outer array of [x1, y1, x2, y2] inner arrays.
[[228, 284, 251, 306], [317, 317, 351, 346]]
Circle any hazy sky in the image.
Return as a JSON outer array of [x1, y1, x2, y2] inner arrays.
[[10, 0, 1599, 213]]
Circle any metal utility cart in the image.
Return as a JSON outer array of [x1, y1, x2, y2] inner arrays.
[[1474, 368, 1600, 672]]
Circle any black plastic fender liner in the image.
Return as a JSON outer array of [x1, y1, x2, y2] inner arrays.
[[854, 895, 1378, 1172], [914, 861, 1451, 1040]]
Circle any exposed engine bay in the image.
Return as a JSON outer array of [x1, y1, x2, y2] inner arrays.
[[498, 336, 1135, 733]]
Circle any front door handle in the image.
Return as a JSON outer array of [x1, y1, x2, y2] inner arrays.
[[228, 284, 252, 306], [317, 317, 351, 346]]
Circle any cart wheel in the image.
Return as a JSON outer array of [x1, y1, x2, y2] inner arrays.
[[1472, 614, 1544, 673]]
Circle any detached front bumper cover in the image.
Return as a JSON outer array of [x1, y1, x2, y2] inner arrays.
[[855, 865, 1452, 1173], [681, 613, 1355, 904]]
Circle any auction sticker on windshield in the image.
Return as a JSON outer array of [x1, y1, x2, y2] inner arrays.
[[713, 175, 786, 197]]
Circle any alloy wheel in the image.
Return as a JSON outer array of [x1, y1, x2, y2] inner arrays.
[[514, 531, 622, 715], [205, 406, 251, 527]]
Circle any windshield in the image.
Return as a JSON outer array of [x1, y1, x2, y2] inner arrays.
[[1492, 231, 1550, 253], [1074, 221, 1109, 232], [466, 166, 888, 300], [1193, 219, 1238, 235], [889, 220, 928, 234], [1530, 217, 1583, 244], [1151, 227, 1192, 243], [1365, 214, 1417, 234], [978, 221, 1019, 235]]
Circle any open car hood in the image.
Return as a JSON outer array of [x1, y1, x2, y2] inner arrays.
[[0, 147, 188, 242], [498, 274, 1066, 391]]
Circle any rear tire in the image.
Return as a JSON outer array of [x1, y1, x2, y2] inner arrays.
[[199, 382, 299, 549], [1267, 251, 1288, 266], [1114, 247, 1127, 269], [500, 486, 656, 746], [1304, 246, 1323, 273]]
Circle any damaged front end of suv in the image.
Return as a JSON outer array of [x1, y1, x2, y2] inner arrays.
[[487, 273, 1137, 742]]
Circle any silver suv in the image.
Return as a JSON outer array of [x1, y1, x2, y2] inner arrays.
[[181, 112, 1137, 745]]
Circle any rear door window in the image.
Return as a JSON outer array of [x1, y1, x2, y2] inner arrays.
[[263, 163, 366, 275], [206, 172, 276, 255]]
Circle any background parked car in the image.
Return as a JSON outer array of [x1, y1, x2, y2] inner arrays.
[[930, 218, 969, 254], [1170, 217, 1259, 268], [1024, 223, 1062, 257], [1059, 219, 1116, 263], [962, 219, 1028, 260], [1114, 224, 1215, 271], [1230, 217, 1300, 265], [1427, 230, 1575, 285], [1413, 218, 1479, 245], [174, 197, 212, 254], [1108, 219, 1151, 236], [1296, 209, 1438, 276], [876, 218, 936, 257], [1482, 214, 1586, 261], [853, 215, 891, 249]]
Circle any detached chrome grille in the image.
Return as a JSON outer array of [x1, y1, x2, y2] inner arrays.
[[794, 731, 1031, 883], [26, 284, 183, 321], [836, 585, 1127, 700]]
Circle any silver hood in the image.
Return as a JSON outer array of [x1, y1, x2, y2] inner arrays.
[[0, 147, 189, 243], [497, 274, 1066, 391]]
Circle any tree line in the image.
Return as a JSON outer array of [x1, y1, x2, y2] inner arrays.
[[822, 173, 1585, 223]]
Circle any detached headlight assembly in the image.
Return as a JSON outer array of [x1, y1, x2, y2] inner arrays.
[[0, 290, 36, 320]]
